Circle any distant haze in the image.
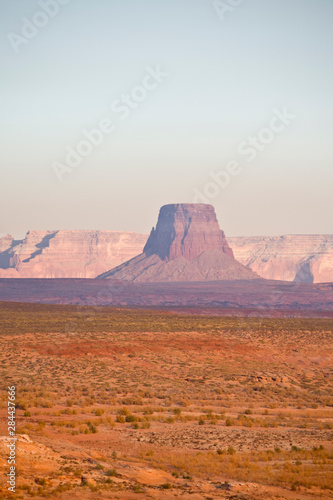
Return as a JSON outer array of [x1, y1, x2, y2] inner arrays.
[[1, 0, 332, 239]]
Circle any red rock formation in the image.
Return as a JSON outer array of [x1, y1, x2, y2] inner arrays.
[[99, 204, 257, 282], [144, 204, 234, 261], [0, 231, 147, 279], [1, 223, 332, 283], [228, 235, 333, 283]]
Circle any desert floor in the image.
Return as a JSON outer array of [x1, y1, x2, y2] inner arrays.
[[0, 302, 332, 499]]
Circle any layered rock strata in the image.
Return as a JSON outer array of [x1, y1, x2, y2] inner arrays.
[[98, 204, 258, 282], [0, 230, 147, 279], [228, 235, 333, 283]]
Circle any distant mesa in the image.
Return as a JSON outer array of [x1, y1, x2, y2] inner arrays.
[[98, 203, 258, 282], [1, 209, 332, 282], [0, 230, 147, 279]]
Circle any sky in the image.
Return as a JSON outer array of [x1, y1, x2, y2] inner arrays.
[[1, 0, 332, 238]]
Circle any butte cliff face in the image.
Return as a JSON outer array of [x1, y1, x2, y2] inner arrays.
[[98, 204, 258, 282], [1, 221, 332, 282], [143, 203, 234, 261]]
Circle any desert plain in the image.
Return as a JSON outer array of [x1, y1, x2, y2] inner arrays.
[[0, 302, 332, 499]]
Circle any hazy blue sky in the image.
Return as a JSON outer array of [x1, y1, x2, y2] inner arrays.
[[1, 0, 332, 238]]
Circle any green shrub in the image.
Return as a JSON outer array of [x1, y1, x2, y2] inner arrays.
[[118, 407, 130, 416], [87, 422, 97, 433], [106, 469, 117, 477], [125, 414, 137, 423], [161, 483, 172, 489]]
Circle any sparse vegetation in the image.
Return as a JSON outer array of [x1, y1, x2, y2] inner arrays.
[[0, 302, 332, 499]]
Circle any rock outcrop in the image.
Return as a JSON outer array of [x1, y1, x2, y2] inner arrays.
[[98, 204, 258, 282], [0, 226, 332, 283], [0, 230, 147, 279], [143, 203, 234, 261], [228, 235, 333, 283]]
